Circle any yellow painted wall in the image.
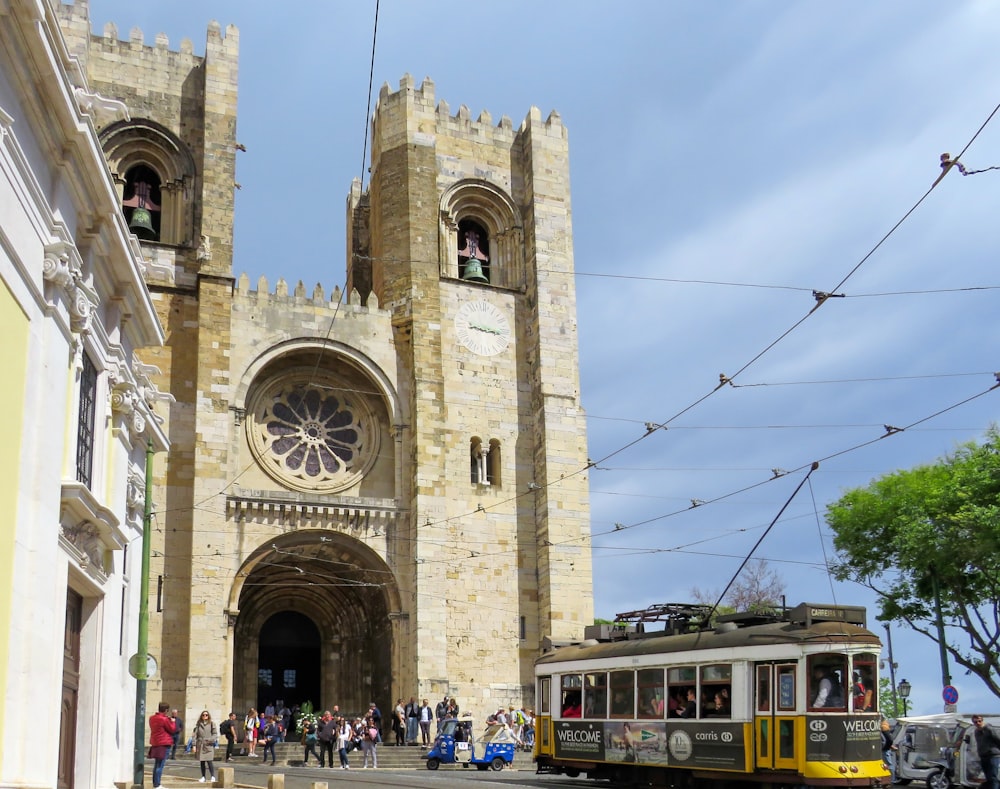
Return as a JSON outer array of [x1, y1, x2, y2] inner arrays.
[[0, 274, 29, 773]]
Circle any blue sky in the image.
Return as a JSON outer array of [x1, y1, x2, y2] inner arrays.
[[83, 0, 1000, 715]]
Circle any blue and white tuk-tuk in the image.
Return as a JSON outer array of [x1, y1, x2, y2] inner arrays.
[[422, 715, 516, 771]]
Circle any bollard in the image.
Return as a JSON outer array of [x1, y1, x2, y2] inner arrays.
[[214, 766, 234, 787], [267, 775, 285, 789], [309, 784, 328, 789]]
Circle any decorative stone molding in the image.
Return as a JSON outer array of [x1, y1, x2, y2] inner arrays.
[[62, 520, 105, 570], [126, 471, 145, 521], [109, 355, 173, 442], [196, 234, 212, 261], [43, 240, 98, 336], [73, 87, 130, 125]]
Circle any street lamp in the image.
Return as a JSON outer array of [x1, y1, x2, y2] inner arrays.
[[897, 678, 912, 717]]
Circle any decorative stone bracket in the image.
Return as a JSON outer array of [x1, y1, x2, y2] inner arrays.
[[110, 355, 174, 440], [42, 240, 98, 336]]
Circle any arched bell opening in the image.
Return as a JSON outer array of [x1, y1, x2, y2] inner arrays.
[[231, 532, 397, 723]]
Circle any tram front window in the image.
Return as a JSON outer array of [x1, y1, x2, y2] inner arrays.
[[852, 653, 878, 712], [808, 654, 848, 710]]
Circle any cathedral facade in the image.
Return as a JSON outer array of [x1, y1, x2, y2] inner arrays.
[[57, 0, 593, 729]]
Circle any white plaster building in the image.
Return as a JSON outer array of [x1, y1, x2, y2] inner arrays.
[[0, 1, 168, 787]]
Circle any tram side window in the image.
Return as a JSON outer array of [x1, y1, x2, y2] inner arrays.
[[756, 665, 771, 712], [700, 664, 732, 718], [585, 672, 608, 719], [667, 666, 697, 718], [852, 653, 878, 712], [610, 670, 635, 718], [561, 674, 582, 717], [808, 654, 848, 710], [539, 676, 550, 715], [638, 668, 665, 719]]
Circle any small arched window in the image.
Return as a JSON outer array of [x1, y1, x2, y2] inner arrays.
[[486, 439, 502, 487], [470, 436, 502, 487], [470, 437, 485, 484], [122, 164, 163, 241]]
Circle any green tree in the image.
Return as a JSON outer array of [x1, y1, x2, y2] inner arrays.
[[825, 427, 1000, 699], [878, 676, 904, 718]]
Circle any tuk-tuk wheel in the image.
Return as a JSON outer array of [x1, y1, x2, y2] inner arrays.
[[462, 762, 469, 768], [490, 756, 505, 771], [925, 769, 949, 789], [426, 758, 440, 771]]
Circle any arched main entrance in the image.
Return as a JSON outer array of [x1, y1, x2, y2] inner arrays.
[[257, 611, 320, 711], [231, 530, 397, 719]]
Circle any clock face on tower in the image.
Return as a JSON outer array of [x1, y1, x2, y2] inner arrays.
[[455, 299, 511, 356]]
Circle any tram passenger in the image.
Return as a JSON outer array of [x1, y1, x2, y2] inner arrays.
[[675, 688, 697, 718], [562, 692, 582, 718], [710, 692, 730, 718], [812, 665, 845, 708]]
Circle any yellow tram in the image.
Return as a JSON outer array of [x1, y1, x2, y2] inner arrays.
[[534, 603, 890, 787]]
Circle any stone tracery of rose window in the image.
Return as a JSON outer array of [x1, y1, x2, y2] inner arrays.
[[247, 375, 376, 493]]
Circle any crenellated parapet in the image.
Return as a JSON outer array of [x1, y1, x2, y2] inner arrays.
[[375, 74, 567, 153], [234, 273, 385, 314]]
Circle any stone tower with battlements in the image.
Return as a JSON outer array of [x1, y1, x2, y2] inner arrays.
[[57, 1, 592, 722]]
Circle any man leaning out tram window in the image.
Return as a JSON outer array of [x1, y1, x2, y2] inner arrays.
[[811, 664, 845, 708]]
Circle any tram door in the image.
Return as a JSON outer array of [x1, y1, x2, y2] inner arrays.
[[754, 662, 798, 772]]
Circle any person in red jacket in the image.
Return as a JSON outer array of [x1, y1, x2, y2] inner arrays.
[[149, 701, 177, 788]]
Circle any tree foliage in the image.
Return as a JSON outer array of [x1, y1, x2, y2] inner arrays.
[[825, 427, 1000, 699]]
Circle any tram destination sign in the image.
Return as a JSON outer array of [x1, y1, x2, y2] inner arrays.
[[805, 716, 881, 762]]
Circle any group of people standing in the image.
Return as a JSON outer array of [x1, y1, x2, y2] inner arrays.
[[303, 707, 381, 769]]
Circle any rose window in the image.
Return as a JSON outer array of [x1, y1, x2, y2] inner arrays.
[[247, 376, 377, 492]]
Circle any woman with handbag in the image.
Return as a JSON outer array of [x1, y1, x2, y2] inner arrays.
[[193, 711, 218, 783], [302, 719, 320, 765]]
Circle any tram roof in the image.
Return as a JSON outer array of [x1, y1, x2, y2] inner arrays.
[[536, 620, 880, 667]]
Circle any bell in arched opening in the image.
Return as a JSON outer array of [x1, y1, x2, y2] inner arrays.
[[458, 227, 489, 283], [122, 166, 162, 241]]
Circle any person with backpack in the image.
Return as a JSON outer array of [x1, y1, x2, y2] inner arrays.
[[219, 712, 237, 762]]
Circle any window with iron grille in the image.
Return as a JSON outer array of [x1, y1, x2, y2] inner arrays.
[[76, 353, 97, 487]]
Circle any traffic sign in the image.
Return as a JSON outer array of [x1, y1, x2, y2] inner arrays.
[[943, 685, 959, 704]]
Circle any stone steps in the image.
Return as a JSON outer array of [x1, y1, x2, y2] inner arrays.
[[175, 742, 535, 770]]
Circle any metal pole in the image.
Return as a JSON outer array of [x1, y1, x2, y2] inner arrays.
[[885, 623, 900, 715], [931, 573, 952, 689], [132, 439, 154, 788]]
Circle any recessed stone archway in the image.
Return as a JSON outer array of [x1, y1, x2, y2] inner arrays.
[[229, 530, 398, 719]]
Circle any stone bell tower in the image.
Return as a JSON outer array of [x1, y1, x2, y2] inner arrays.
[[59, 0, 592, 721], [57, 1, 242, 714], [349, 75, 593, 707]]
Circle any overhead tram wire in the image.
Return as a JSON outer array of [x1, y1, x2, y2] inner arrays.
[[171, 95, 1000, 539], [157, 371, 1000, 575], [568, 98, 1000, 479]]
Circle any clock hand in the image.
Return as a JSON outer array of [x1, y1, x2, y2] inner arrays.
[[469, 323, 501, 335]]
